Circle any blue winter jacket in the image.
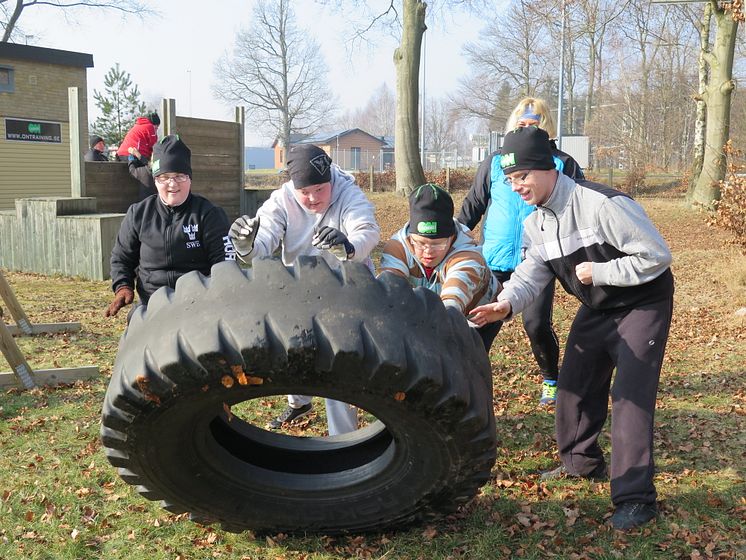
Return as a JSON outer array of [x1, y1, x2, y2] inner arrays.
[[458, 144, 584, 272]]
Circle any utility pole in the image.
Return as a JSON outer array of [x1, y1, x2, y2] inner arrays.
[[557, 0, 567, 150]]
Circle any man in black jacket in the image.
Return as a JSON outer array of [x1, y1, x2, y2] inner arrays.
[[84, 135, 109, 162], [106, 135, 236, 317]]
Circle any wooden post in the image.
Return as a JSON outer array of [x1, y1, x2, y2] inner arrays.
[[369, 165, 374, 193], [445, 166, 451, 192], [68, 86, 86, 198], [0, 271, 32, 334], [0, 270, 81, 336], [0, 319, 36, 389], [236, 106, 246, 192], [608, 167, 614, 187], [161, 98, 177, 136]]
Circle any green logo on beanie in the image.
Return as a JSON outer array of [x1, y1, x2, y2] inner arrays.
[[152, 159, 160, 174], [417, 221, 438, 234], [500, 153, 516, 169]]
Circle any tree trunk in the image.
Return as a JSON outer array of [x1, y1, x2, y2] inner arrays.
[[690, 3, 738, 206], [689, 3, 712, 192], [1, 0, 24, 42], [394, 0, 427, 196], [583, 37, 597, 135]]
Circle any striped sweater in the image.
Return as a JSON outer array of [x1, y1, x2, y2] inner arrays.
[[379, 219, 499, 313]]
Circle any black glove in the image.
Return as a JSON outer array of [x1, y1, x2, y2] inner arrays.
[[312, 226, 355, 260], [229, 215, 260, 257], [105, 286, 134, 317]]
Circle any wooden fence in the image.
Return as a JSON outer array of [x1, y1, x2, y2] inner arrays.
[[0, 197, 123, 280]]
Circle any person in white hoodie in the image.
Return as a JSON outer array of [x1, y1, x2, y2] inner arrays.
[[229, 144, 380, 435]]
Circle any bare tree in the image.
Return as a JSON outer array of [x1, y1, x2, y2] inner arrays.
[[213, 0, 336, 151], [393, 0, 428, 194], [573, 0, 627, 133], [336, 82, 396, 137], [1, 0, 154, 42], [689, 1, 742, 205], [691, 3, 712, 185], [425, 96, 458, 153], [462, 2, 553, 97], [323, 0, 488, 194]]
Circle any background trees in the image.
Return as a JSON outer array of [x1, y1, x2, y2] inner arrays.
[[1, 0, 152, 43], [452, 0, 743, 204], [213, 0, 336, 151], [91, 63, 146, 145]]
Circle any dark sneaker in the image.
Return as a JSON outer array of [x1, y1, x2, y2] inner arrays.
[[539, 380, 557, 406], [267, 403, 313, 430], [540, 463, 608, 482], [610, 502, 657, 530]]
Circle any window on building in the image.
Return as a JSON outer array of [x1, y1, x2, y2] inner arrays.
[[351, 147, 361, 170], [0, 66, 14, 92]]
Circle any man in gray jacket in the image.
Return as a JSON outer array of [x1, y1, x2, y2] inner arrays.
[[470, 126, 674, 530], [229, 144, 380, 436]]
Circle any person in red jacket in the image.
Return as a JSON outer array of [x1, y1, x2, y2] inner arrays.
[[116, 112, 160, 160]]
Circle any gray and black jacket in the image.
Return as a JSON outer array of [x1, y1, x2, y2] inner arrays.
[[498, 174, 674, 315]]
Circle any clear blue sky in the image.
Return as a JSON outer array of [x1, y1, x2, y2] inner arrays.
[[17, 0, 493, 146]]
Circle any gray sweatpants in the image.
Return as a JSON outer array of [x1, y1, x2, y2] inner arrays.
[[287, 394, 358, 436], [555, 296, 673, 506]]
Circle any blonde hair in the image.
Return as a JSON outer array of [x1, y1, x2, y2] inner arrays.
[[505, 97, 557, 139]]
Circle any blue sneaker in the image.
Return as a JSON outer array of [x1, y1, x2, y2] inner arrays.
[[540, 380, 557, 406]]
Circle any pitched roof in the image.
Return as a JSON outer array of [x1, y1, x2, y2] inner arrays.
[[273, 128, 389, 148]]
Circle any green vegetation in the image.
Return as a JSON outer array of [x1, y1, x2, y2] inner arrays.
[[0, 197, 743, 559]]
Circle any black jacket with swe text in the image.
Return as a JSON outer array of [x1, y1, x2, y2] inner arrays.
[[110, 193, 236, 304]]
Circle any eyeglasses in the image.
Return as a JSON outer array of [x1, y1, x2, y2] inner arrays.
[[408, 237, 451, 252], [155, 173, 190, 185], [503, 170, 532, 186]]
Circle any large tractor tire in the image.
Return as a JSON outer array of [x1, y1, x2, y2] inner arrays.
[[101, 258, 496, 534]]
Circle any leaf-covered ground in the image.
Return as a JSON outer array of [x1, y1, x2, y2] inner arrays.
[[0, 196, 744, 559]]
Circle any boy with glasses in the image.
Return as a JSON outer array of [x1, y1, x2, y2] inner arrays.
[[379, 184, 499, 349], [106, 135, 235, 318], [458, 97, 585, 406], [470, 126, 674, 530]]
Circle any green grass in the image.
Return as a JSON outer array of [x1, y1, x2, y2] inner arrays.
[[0, 198, 744, 559]]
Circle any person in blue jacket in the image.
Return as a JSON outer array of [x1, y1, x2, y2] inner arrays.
[[458, 97, 585, 406]]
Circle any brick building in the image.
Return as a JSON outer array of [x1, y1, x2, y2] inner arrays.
[[272, 128, 394, 172], [0, 43, 93, 210]]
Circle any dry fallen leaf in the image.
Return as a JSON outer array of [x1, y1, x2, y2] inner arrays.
[[221, 375, 234, 388]]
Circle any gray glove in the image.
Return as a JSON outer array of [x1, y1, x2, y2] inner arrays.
[[312, 226, 355, 260], [229, 215, 260, 257]]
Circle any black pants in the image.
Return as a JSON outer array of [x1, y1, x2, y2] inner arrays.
[[480, 270, 560, 381], [555, 296, 673, 506]]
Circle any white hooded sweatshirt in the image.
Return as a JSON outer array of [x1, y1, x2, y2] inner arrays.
[[247, 165, 380, 270]]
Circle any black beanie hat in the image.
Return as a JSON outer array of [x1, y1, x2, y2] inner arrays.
[[90, 135, 104, 149], [408, 184, 455, 239], [151, 135, 192, 178], [286, 144, 332, 188], [500, 126, 555, 175], [148, 112, 161, 126]]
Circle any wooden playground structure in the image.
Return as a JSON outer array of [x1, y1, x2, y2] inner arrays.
[[0, 270, 98, 389]]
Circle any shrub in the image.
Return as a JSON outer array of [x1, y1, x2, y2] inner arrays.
[[620, 167, 646, 197], [709, 141, 746, 247], [353, 167, 477, 193]]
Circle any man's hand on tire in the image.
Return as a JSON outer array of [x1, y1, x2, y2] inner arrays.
[[312, 226, 355, 261], [105, 286, 134, 317], [230, 215, 260, 257]]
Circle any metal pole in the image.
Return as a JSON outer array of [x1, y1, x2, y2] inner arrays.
[[557, 0, 566, 151], [187, 70, 192, 116], [420, 29, 427, 169]]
